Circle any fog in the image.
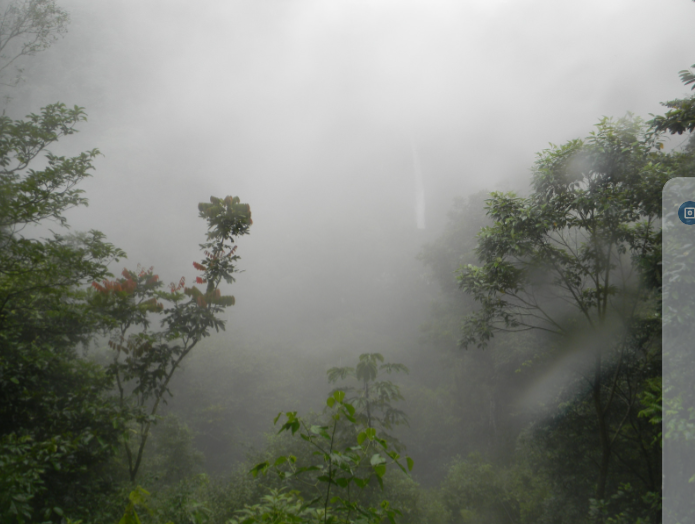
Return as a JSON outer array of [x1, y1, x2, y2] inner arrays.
[[3, 0, 690, 514], [9, 0, 689, 377], [14, 2, 692, 350]]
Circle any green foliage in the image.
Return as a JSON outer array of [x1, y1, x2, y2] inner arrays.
[[142, 415, 205, 485], [149, 474, 213, 524], [415, 489, 451, 524], [418, 192, 490, 298], [0, 434, 66, 523], [327, 353, 409, 433], [197, 195, 252, 293], [588, 483, 661, 524], [0, 0, 70, 89], [227, 489, 320, 524], [439, 453, 516, 524], [116, 486, 153, 524], [91, 195, 252, 482], [241, 391, 413, 524], [0, 103, 127, 523], [418, 192, 491, 352], [0, 103, 96, 224], [650, 64, 695, 135], [458, 115, 666, 348], [456, 115, 665, 510], [638, 378, 662, 445], [0, 98, 256, 520]]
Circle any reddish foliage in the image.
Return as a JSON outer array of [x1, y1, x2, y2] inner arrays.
[[138, 266, 154, 278], [169, 276, 185, 293], [92, 278, 133, 294]]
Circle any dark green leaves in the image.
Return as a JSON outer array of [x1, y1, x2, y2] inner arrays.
[[0, 103, 134, 521], [650, 65, 695, 135], [326, 353, 409, 436], [457, 115, 666, 349], [0, 104, 93, 229], [243, 394, 414, 524], [196, 195, 252, 292]]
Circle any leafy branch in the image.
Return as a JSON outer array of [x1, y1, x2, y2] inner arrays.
[[244, 391, 413, 524]]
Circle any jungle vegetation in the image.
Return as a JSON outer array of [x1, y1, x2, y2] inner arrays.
[[2, 1, 693, 523]]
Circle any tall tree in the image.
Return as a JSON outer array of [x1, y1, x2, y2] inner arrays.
[[92, 196, 252, 482], [0, 103, 126, 523], [327, 353, 409, 433], [0, 0, 69, 90], [457, 115, 668, 511]]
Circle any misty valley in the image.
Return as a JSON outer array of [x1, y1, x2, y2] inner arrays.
[[1, 1, 694, 523]]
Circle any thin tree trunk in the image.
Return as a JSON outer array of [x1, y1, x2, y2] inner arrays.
[[128, 339, 198, 482]]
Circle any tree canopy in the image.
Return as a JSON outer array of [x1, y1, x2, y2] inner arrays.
[[456, 115, 668, 512]]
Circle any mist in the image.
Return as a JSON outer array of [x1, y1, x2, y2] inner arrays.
[[3, 0, 691, 520], [18, 0, 693, 276]]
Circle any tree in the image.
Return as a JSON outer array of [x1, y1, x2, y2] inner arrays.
[[650, 64, 695, 135], [92, 195, 252, 482], [0, 0, 69, 90], [327, 353, 409, 434], [244, 390, 414, 524], [457, 115, 668, 512], [0, 104, 126, 522], [439, 453, 520, 524], [418, 191, 490, 349]]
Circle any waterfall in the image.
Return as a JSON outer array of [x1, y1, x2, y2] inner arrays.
[[411, 142, 426, 230]]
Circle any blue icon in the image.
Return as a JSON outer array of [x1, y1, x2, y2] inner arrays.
[[678, 201, 695, 225]]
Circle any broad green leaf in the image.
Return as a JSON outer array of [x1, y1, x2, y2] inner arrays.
[[250, 462, 269, 477], [317, 475, 334, 484], [370, 454, 386, 466], [335, 477, 349, 487], [353, 477, 368, 488], [128, 487, 149, 506]]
